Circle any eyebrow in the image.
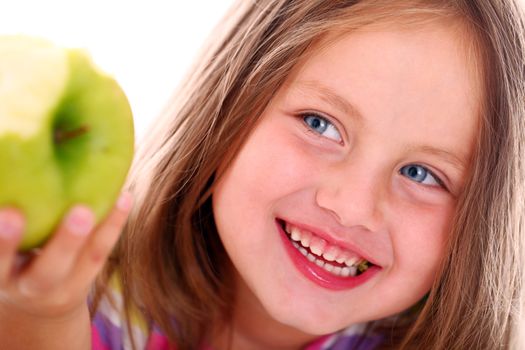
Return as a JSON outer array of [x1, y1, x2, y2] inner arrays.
[[292, 79, 468, 172], [406, 145, 468, 172], [294, 80, 364, 122]]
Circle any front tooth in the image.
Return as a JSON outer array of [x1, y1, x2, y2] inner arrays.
[[309, 236, 326, 257], [311, 246, 322, 256], [290, 226, 301, 242], [333, 266, 342, 275], [349, 266, 357, 277], [307, 253, 316, 262], [322, 246, 339, 262], [300, 230, 311, 248], [315, 259, 325, 268]]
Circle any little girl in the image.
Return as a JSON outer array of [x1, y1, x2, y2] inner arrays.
[[1, 0, 524, 349]]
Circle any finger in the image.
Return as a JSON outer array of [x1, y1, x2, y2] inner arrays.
[[0, 209, 24, 286], [17, 205, 95, 297], [70, 192, 133, 287]]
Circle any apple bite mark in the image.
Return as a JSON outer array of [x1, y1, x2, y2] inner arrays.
[[0, 36, 68, 139]]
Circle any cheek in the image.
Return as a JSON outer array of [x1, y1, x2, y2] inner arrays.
[[367, 201, 455, 313], [389, 200, 454, 283], [217, 123, 318, 209], [212, 117, 317, 251]]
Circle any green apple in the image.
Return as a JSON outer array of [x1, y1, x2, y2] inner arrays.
[[0, 35, 134, 251]]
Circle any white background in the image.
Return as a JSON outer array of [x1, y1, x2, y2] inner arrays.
[[2, 0, 525, 142], [0, 0, 235, 141]]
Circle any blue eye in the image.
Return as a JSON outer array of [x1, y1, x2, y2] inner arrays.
[[400, 164, 442, 187], [303, 113, 342, 143]]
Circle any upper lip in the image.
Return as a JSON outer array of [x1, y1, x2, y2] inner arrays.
[[278, 217, 382, 267]]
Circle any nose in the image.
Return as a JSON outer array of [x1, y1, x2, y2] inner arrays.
[[315, 159, 386, 232]]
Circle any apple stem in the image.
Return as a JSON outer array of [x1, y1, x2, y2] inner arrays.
[[54, 125, 90, 143]]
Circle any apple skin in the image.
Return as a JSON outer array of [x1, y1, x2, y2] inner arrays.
[[0, 36, 134, 251]]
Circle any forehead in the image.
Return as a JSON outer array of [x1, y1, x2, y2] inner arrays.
[[279, 21, 481, 159], [295, 20, 481, 102]]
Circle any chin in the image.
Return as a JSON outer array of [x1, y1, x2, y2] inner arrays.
[[260, 292, 355, 336], [281, 312, 349, 335]]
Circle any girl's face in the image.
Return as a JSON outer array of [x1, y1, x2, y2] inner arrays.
[[213, 22, 480, 335]]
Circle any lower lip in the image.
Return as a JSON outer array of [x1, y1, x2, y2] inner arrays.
[[276, 220, 380, 291]]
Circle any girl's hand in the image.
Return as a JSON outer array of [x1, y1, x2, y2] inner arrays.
[[0, 192, 132, 321]]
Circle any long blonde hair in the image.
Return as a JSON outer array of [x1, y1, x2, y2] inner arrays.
[[93, 1, 525, 349]]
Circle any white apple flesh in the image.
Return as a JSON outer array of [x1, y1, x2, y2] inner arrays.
[[0, 36, 134, 251]]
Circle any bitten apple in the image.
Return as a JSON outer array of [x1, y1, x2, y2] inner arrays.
[[0, 35, 134, 250]]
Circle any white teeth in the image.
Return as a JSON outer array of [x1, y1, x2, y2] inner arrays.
[[341, 267, 359, 277], [293, 241, 307, 256], [322, 246, 338, 262], [300, 234, 311, 248], [285, 222, 370, 277], [309, 237, 326, 257], [323, 251, 335, 262], [299, 247, 308, 256], [341, 267, 351, 277], [345, 256, 359, 267], [291, 227, 301, 242], [293, 242, 365, 277], [323, 253, 335, 261], [335, 255, 347, 264], [310, 245, 322, 257]]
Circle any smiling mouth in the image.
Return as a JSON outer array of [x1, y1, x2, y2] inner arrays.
[[277, 219, 373, 278]]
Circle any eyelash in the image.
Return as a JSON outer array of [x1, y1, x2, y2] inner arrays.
[[399, 164, 447, 190], [299, 112, 343, 144]]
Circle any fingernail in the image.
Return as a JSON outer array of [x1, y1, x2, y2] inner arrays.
[[66, 206, 95, 236], [0, 210, 23, 239], [117, 192, 133, 211]]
